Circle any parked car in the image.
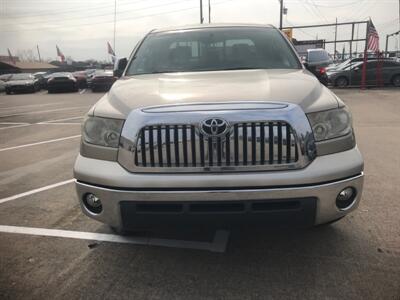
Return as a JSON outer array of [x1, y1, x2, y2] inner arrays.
[[326, 57, 364, 72], [72, 71, 88, 89], [74, 24, 364, 233], [5, 73, 40, 94], [47, 72, 79, 93], [303, 48, 332, 86], [0, 74, 13, 82], [0, 80, 5, 92], [33, 72, 49, 90], [89, 70, 117, 92], [327, 59, 400, 87]]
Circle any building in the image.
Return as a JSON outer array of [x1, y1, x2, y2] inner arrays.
[[0, 59, 58, 75]]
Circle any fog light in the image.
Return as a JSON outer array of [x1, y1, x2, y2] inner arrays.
[[83, 193, 102, 214], [336, 187, 356, 210]]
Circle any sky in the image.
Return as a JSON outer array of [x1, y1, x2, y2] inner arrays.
[[0, 0, 399, 61]]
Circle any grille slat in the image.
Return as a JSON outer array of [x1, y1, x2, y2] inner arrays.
[[260, 123, 265, 164], [135, 121, 298, 170], [242, 124, 248, 165], [277, 123, 282, 164], [268, 122, 273, 164], [182, 125, 188, 167], [191, 126, 196, 166], [165, 125, 171, 167], [286, 124, 291, 163], [174, 125, 180, 167], [148, 126, 155, 167]]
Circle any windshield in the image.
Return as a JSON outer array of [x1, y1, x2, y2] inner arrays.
[[126, 27, 301, 75], [10, 73, 33, 80]]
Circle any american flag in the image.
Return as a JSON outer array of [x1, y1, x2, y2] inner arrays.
[[56, 45, 65, 62], [107, 42, 115, 56], [7, 48, 16, 65], [367, 20, 379, 52]]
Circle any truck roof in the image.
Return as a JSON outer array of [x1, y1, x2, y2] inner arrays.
[[151, 23, 274, 34]]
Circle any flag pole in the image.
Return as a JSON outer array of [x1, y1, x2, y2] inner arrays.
[[37, 45, 42, 62], [361, 20, 370, 90]]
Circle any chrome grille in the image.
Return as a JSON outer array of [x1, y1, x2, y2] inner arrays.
[[134, 122, 298, 169]]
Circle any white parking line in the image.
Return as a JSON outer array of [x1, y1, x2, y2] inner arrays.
[[0, 179, 75, 204], [79, 89, 87, 94], [0, 122, 30, 125], [0, 106, 89, 118], [38, 116, 83, 124], [0, 102, 64, 111], [0, 225, 230, 252], [0, 123, 32, 130], [0, 135, 81, 152], [0, 116, 83, 130]]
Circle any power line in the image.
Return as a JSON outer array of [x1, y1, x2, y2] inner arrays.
[[2, 0, 194, 26], [2, 0, 235, 34], [1, 0, 140, 19]]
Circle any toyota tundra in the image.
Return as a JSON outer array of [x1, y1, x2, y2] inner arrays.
[[74, 24, 364, 233]]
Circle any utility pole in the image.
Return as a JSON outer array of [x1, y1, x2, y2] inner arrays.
[[208, 0, 211, 23], [113, 0, 117, 54], [334, 18, 338, 59], [200, 0, 204, 24], [279, 0, 283, 29]]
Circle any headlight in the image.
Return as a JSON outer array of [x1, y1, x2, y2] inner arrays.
[[83, 116, 124, 148], [307, 107, 352, 141]]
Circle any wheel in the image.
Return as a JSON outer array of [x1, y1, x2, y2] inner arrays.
[[6, 90, 11, 95], [335, 77, 349, 88], [391, 74, 400, 87]]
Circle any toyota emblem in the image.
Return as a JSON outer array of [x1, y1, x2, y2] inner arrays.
[[200, 118, 229, 137]]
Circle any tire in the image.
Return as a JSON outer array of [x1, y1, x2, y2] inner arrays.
[[110, 226, 131, 236], [316, 216, 345, 227], [5, 90, 11, 95], [391, 74, 400, 87], [335, 77, 349, 88]]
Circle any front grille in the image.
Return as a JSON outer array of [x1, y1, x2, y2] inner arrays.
[[134, 122, 298, 169]]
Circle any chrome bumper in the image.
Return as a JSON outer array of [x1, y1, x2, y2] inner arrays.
[[74, 147, 364, 227]]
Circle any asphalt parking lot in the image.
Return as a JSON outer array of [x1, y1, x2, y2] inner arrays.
[[0, 88, 399, 299]]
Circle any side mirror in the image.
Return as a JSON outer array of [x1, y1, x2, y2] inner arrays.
[[113, 57, 128, 78]]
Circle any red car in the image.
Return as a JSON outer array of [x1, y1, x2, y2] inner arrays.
[[72, 71, 88, 89], [89, 70, 117, 92]]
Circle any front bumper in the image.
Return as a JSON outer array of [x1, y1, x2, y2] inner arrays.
[[74, 147, 364, 228]]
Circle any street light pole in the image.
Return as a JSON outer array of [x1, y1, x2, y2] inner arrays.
[[113, 0, 117, 54], [279, 0, 283, 30], [200, 0, 204, 24]]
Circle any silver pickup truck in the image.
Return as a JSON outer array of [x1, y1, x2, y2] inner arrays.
[[74, 24, 364, 233]]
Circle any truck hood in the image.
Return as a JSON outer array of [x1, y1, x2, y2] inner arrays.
[[93, 69, 339, 118]]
